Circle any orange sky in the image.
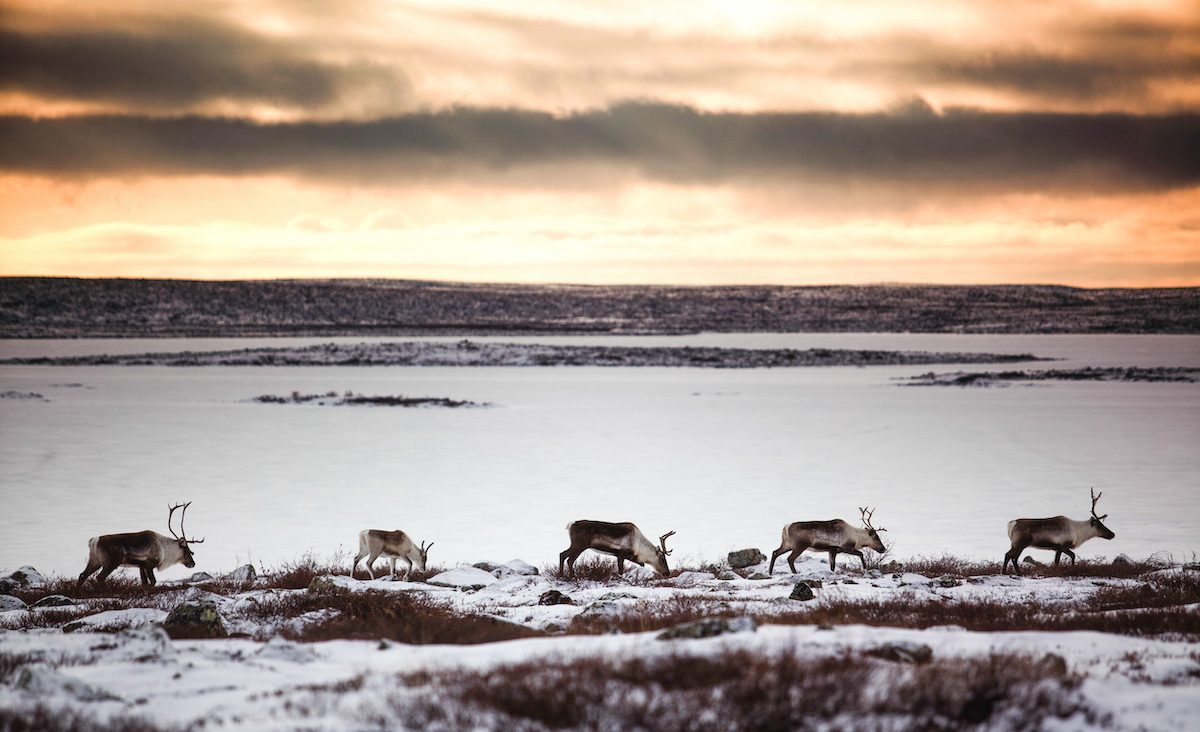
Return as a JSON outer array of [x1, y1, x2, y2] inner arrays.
[[1, 0, 1198, 286]]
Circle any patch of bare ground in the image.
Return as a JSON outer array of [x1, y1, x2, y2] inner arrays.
[[383, 648, 1088, 732]]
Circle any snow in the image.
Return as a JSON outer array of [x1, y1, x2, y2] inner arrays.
[[2, 553, 1199, 729]]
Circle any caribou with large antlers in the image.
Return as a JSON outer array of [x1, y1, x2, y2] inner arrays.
[[559, 520, 676, 576], [1003, 488, 1115, 575], [352, 529, 433, 581], [768, 507, 888, 573], [77, 503, 204, 587]]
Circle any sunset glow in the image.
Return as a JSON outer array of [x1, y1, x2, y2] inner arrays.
[[1, 0, 1198, 285]]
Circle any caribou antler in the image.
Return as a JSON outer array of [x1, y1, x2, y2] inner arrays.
[[168, 502, 204, 544], [859, 506, 886, 532], [420, 540, 434, 554], [1090, 488, 1107, 521], [659, 530, 676, 556]]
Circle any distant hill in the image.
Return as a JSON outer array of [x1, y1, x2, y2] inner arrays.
[[1, 277, 1197, 337]]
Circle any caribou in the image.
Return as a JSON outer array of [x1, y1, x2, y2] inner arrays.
[[77, 503, 203, 587], [768, 507, 888, 573], [559, 520, 676, 576], [351, 529, 433, 581], [1003, 488, 1115, 575]]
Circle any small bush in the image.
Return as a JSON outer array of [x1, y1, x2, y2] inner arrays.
[[0, 706, 179, 732]]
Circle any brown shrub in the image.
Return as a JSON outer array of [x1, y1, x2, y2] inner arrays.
[[388, 647, 1087, 731], [0, 706, 178, 732]]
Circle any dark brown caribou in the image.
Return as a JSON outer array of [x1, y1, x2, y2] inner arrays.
[[1003, 488, 1115, 575], [78, 503, 203, 587], [768, 507, 888, 573], [559, 520, 675, 576]]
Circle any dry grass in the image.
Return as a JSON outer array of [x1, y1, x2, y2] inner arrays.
[[0, 707, 177, 732], [385, 647, 1087, 731]]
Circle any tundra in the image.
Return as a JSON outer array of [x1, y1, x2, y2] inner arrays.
[[1003, 488, 1115, 575], [77, 503, 203, 587], [351, 529, 433, 580], [559, 520, 675, 576], [768, 507, 887, 573]]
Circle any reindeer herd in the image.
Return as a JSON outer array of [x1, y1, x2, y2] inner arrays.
[[76, 490, 1116, 587]]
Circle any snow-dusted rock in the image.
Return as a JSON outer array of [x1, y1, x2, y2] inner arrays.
[[15, 666, 121, 701], [1112, 554, 1134, 566], [185, 571, 214, 583], [308, 574, 359, 593], [495, 559, 539, 577], [657, 616, 757, 640], [0, 566, 46, 588], [538, 590, 573, 606], [669, 571, 716, 586], [0, 595, 29, 612], [62, 608, 168, 633], [789, 582, 816, 601], [256, 637, 319, 664], [31, 595, 76, 608], [427, 566, 498, 590], [868, 641, 933, 664], [226, 564, 257, 581]]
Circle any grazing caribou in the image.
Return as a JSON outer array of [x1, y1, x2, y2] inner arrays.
[[78, 503, 203, 587], [768, 507, 887, 573], [352, 529, 433, 580], [1003, 488, 1115, 575], [559, 520, 675, 576]]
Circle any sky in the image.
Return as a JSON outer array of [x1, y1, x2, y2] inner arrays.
[[1, 0, 1198, 287]]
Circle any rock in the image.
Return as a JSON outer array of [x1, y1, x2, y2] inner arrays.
[[865, 569, 882, 579], [15, 666, 121, 701], [598, 591, 637, 601], [1112, 554, 1134, 566], [256, 637, 318, 664], [497, 559, 539, 576], [0, 595, 29, 612], [308, 574, 357, 593], [185, 572, 214, 583], [569, 601, 623, 632], [930, 575, 962, 588], [63, 609, 168, 634], [162, 600, 228, 639], [801, 579, 823, 589], [717, 571, 738, 580], [225, 565, 257, 581], [789, 582, 815, 601], [657, 617, 757, 640], [0, 578, 16, 595], [0, 566, 46, 588], [538, 590, 574, 606], [868, 641, 933, 664], [727, 548, 766, 569], [748, 572, 769, 580], [427, 566, 499, 590], [1023, 557, 1043, 566], [31, 594, 75, 608], [817, 623, 835, 631], [1037, 653, 1068, 678]]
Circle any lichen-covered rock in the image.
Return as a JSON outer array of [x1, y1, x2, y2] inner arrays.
[[31, 594, 75, 608], [789, 582, 815, 601], [930, 575, 962, 588], [163, 600, 228, 639], [569, 601, 623, 633], [747, 572, 769, 580], [868, 641, 933, 664], [308, 574, 357, 593], [717, 571, 738, 580], [538, 590, 573, 606], [727, 548, 766, 569], [657, 616, 756, 640], [0, 595, 29, 612]]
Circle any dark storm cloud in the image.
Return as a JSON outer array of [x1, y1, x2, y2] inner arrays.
[[1, 103, 1197, 193], [0, 16, 402, 110]]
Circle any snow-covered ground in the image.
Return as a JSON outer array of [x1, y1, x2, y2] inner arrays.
[[2, 556, 1198, 731]]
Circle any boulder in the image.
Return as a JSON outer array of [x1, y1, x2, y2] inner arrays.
[[657, 616, 756, 640], [1022, 557, 1043, 566], [727, 548, 766, 569], [0, 566, 46, 588], [930, 575, 962, 588], [31, 594, 76, 608], [0, 595, 29, 612], [747, 572, 770, 580], [716, 571, 738, 580], [185, 572, 214, 583], [427, 566, 498, 590], [1112, 554, 1134, 566], [225, 565, 257, 581], [789, 582, 815, 601], [497, 559, 539, 576], [308, 574, 357, 593], [63, 608, 167, 634], [569, 601, 623, 632], [162, 600, 228, 639], [538, 590, 574, 606], [868, 641, 933, 664]]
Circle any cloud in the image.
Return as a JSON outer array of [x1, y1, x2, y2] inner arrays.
[[1, 103, 1197, 194], [0, 13, 407, 114]]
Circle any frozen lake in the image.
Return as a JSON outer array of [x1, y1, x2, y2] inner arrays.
[[2, 334, 1198, 580]]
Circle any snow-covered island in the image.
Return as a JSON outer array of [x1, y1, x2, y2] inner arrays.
[[2, 555, 1197, 731]]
